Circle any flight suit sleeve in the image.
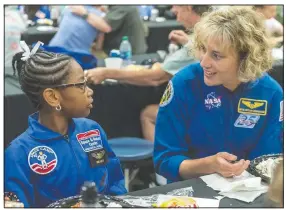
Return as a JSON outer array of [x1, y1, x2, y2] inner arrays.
[[154, 75, 194, 182], [248, 89, 283, 159], [5, 145, 34, 207], [97, 126, 127, 195]]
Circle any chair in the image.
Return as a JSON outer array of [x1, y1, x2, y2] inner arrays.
[[108, 137, 154, 192]]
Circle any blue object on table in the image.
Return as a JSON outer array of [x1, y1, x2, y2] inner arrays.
[[108, 137, 153, 161], [137, 6, 154, 20], [37, 45, 97, 70], [108, 137, 154, 192], [109, 49, 121, 58]]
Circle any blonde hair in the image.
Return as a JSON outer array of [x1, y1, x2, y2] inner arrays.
[[193, 6, 273, 82]]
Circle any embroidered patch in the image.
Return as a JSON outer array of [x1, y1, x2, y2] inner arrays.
[[28, 146, 57, 175], [76, 129, 103, 152], [160, 81, 174, 107], [88, 148, 107, 167], [204, 92, 222, 110], [279, 100, 283, 122], [238, 98, 267, 116], [234, 114, 260, 128]]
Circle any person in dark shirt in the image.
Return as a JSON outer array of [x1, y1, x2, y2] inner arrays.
[[103, 6, 147, 55]]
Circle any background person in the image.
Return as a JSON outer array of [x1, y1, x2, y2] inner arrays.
[[5, 6, 27, 68], [85, 5, 211, 141], [102, 6, 148, 55], [254, 5, 283, 46], [49, 6, 111, 54]]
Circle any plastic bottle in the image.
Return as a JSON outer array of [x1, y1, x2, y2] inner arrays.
[[80, 181, 101, 207], [119, 36, 132, 67]]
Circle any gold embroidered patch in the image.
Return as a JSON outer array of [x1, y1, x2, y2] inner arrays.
[[238, 98, 267, 116], [160, 81, 174, 107]]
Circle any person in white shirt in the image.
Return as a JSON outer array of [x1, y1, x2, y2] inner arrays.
[[254, 5, 283, 46], [5, 6, 27, 68]]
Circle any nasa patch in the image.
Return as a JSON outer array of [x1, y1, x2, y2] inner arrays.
[[76, 129, 103, 152], [28, 146, 58, 175], [204, 92, 222, 110]]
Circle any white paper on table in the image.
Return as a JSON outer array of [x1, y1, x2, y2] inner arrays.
[[200, 171, 268, 202], [220, 177, 267, 192], [219, 188, 268, 203], [156, 195, 220, 207]]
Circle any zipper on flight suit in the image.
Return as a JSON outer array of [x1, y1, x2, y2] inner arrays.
[[63, 134, 80, 170]]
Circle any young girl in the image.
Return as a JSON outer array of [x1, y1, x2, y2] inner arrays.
[[5, 41, 127, 207]]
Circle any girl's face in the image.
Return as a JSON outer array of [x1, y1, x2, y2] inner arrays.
[[199, 38, 241, 91], [56, 60, 94, 118]]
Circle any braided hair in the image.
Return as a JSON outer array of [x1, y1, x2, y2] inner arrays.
[[12, 47, 72, 109]]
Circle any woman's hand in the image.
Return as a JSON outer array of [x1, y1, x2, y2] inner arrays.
[[211, 152, 250, 177], [69, 6, 87, 17], [84, 68, 107, 85], [168, 30, 189, 45]]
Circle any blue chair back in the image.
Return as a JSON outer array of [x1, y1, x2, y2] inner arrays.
[[38, 45, 97, 70], [108, 137, 154, 162]]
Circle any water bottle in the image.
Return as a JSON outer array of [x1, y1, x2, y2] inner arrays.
[[119, 36, 132, 67], [80, 181, 101, 207]]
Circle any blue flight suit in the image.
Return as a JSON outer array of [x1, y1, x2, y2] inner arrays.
[[5, 112, 127, 207], [154, 62, 283, 182]]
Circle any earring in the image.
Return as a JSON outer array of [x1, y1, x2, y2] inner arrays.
[[55, 104, 62, 111]]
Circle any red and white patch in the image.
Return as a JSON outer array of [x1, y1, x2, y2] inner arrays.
[[76, 129, 103, 152], [279, 100, 283, 122], [28, 146, 57, 175]]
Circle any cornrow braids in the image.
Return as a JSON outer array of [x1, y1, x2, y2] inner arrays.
[[12, 48, 72, 109]]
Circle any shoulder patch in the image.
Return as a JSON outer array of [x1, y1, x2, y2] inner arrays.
[[28, 146, 57, 175], [279, 100, 283, 122], [76, 129, 103, 152], [160, 81, 174, 107]]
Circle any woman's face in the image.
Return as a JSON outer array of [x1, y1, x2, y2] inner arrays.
[[57, 60, 94, 118], [199, 38, 241, 91], [171, 6, 195, 29]]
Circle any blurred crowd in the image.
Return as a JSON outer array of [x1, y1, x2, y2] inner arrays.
[[5, 5, 283, 68]]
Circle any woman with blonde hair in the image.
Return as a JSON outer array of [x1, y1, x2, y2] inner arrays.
[[154, 6, 283, 182]]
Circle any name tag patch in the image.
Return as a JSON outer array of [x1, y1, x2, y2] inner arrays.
[[238, 98, 267, 116], [234, 114, 260, 128], [88, 148, 107, 167], [76, 129, 103, 152]]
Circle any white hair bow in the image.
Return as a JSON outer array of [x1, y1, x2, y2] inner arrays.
[[19, 41, 44, 61]]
